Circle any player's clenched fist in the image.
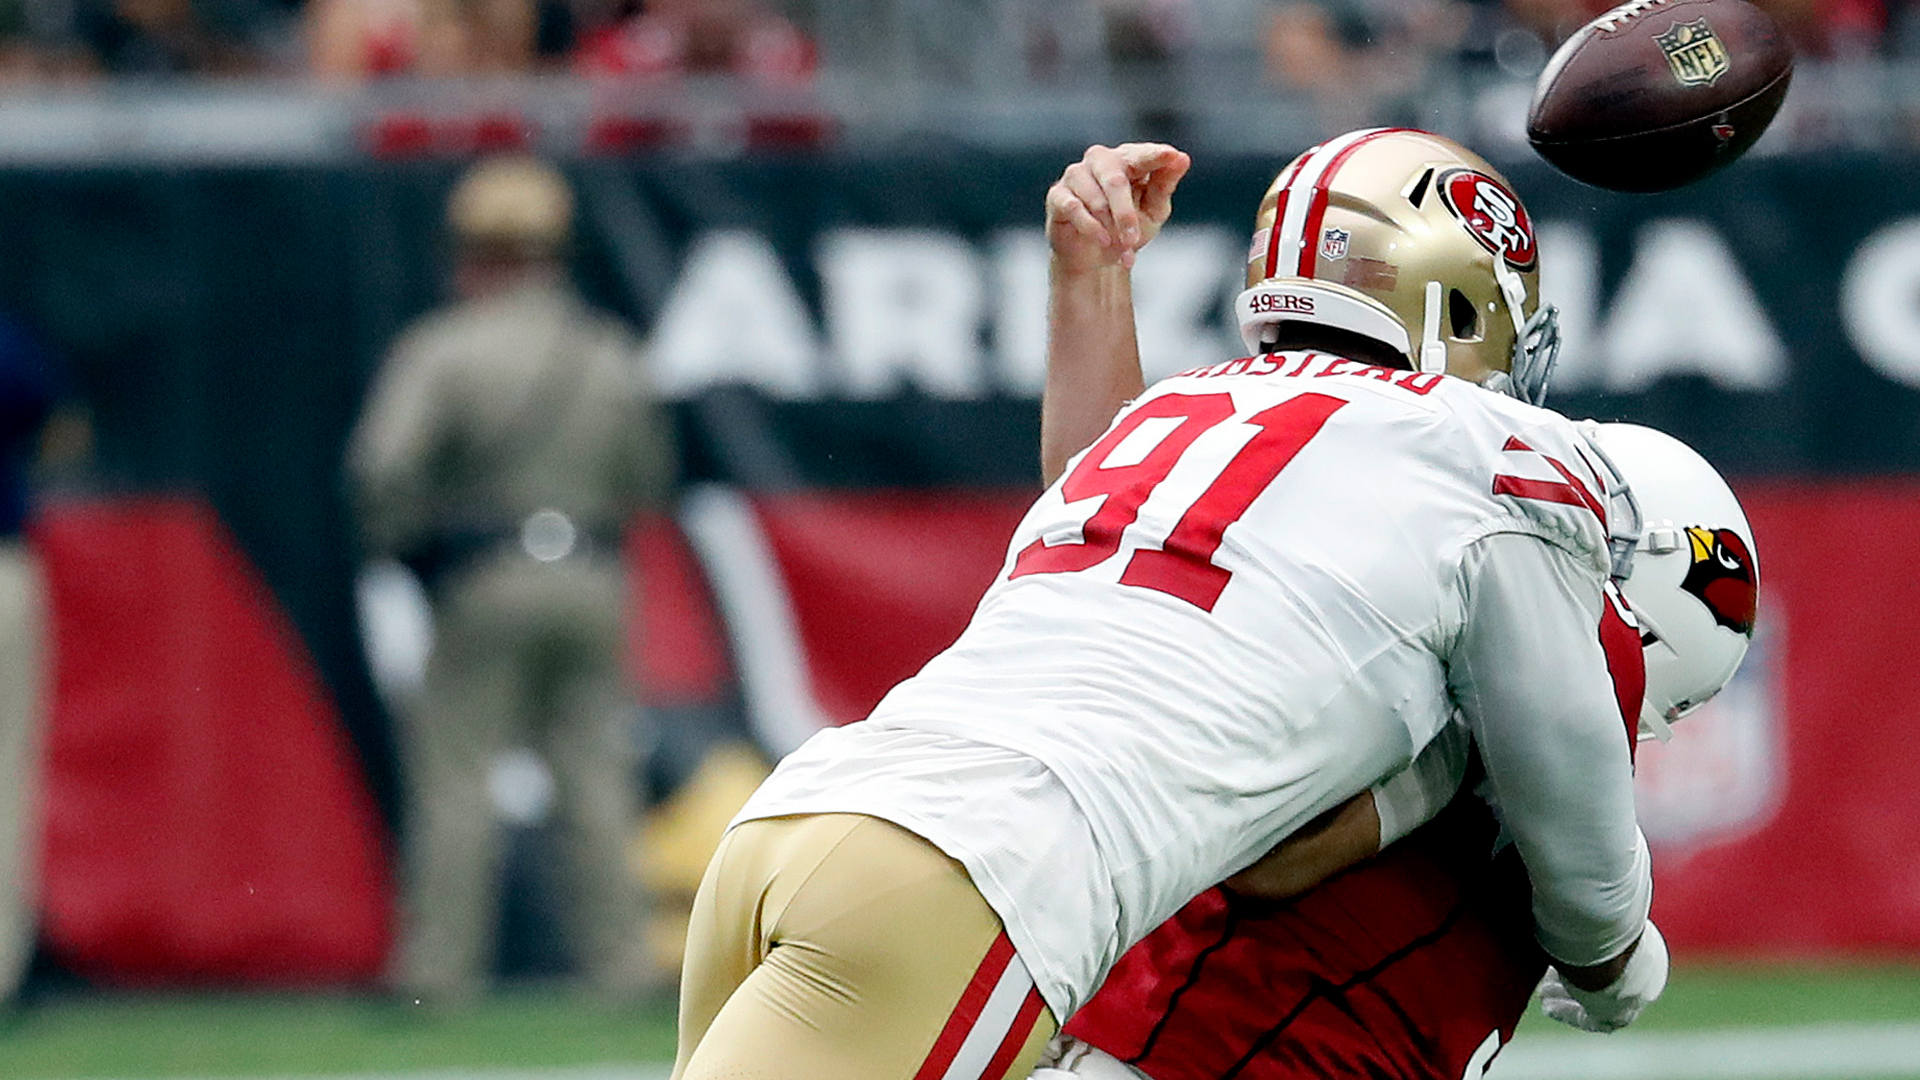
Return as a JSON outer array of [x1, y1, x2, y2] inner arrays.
[[1046, 143, 1191, 274]]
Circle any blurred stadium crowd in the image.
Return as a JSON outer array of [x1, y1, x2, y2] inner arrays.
[[0, 0, 1892, 91], [0, 0, 1907, 160]]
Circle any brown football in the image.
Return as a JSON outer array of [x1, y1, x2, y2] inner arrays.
[[1527, 0, 1794, 192]]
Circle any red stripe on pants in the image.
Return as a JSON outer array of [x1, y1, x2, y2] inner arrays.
[[980, 986, 1048, 1080], [912, 932, 1018, 1080]]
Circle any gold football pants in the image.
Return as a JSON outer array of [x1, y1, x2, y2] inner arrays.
[[674, 813, 1057, 1080]]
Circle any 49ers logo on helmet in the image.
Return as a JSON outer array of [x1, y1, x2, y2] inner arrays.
[[1436, 168, 1537, 271], [1680, 525, 1757, 636]]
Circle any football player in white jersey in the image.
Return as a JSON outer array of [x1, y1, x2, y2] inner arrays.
[[1036, 141, 1758, 1079], [675, 131, 1654, 1080]]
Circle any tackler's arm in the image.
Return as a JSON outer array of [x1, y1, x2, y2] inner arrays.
[[1041, 143, 1190, 484]]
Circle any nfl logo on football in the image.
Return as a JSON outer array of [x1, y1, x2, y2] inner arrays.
[[1319, 227, 1349, 261], [1656, 18, 1731, 87]]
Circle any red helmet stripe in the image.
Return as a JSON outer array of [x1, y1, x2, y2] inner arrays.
[[1270, 130, 1378, 282], [1295, 127, 1415, 277]]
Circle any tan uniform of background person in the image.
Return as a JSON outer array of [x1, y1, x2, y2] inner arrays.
[[348, 156, 675, 1005], [0, 314, 57, 1011]]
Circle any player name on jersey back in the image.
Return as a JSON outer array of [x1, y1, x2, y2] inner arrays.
[[1171, 350, 1448, 399]]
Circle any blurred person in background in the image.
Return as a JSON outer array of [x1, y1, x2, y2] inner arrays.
[[0, 0, 95, 80], [1744, 0, 1882, 56], [573, 0, 813, 84], [348, 155, 676, 1007], [307, 0, 534, 79], [1444, 0, 1588, 77], [0, 312, 56, 1013], [1466, 0, 1876, 67], [1261, 0, 1467, 130], [1097, 0, 1190, 129], [72, 0, 297, 74]]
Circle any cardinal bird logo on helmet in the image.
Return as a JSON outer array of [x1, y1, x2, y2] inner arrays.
[[1681, 526, 1757, 636]]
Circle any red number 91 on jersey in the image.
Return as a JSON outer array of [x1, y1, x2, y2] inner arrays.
[[1011, 392, 1347, 613]]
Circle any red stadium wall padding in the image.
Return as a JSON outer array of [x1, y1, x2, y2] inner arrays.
[[626, 512, 734, 707], [747, 490, 1032, 725], [34, 495, 391, 985], [30, 478, 1917, 979], [716, 480, 1920, 957], [1647, 478, 1920, 957]]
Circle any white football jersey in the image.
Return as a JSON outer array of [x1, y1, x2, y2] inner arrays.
[[737, 353, 1648, 1021]]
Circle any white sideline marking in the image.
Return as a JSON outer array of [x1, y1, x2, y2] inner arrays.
[[243, 1070, 672, 1080], [1485, 1022, 1920, 1079], [81, 1025, 1920, 1080]]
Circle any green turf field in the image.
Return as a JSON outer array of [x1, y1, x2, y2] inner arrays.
[[1519, 961, 1920, 1034], [0, 987, 679, 1078], [0, 964, 1916, 1080]]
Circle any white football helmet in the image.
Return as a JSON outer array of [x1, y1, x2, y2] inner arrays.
[[1591, 423, 1758, 741], [1237, 128, 1561, 405]]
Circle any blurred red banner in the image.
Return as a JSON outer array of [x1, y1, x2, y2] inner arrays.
[[695, 480, 1920, 957], [30, 477, 1920, 984], [1642, 478, 1920, 956], [36, 495, 391, 985]]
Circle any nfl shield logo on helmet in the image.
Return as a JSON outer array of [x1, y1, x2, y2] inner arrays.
[[1656, 18, 1731, 87], [1319, 228, 1350, 262]]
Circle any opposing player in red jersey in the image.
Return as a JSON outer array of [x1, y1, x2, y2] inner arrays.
[[1034, 139, 1758, 1079]]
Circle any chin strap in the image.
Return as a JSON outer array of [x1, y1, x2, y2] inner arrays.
[[1490, 259, 1562, 406], [1424, 267, 1562, 405]]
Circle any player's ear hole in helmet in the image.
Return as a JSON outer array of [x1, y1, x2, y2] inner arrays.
[[1448, 289, 1482, 342], [1589, 422, 1759, 743]]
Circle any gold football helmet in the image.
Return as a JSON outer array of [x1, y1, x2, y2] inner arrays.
[[1236, 128, 1561, 404]]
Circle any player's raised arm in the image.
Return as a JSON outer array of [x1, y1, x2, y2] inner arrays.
[[1042, 143, 1189, 484]]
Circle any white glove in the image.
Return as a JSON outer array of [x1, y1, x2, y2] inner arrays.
[[1031, 1036, 1151, 1080], [1537, 921, 1669, 1033]]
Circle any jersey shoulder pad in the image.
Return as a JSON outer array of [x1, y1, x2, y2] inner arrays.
[[1461, 397, 1624, 575]]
